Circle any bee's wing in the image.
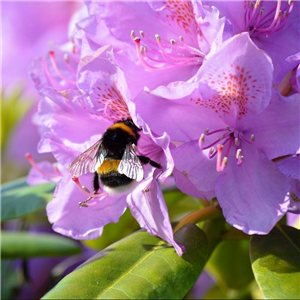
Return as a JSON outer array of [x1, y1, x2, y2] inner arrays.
[[68, 140, 106, 177], [118, 144, 144, 182]]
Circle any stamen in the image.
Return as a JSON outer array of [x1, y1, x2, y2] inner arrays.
[[132, 30, 205, 71], [199, 133, 205, 148], [209, 147, 216, 158], [205, 127, 230, 136], [246, 0, 292, 36], [236, 149, 242, 160], [131, 30, 135, 40], [72, 176, 107, 200], [48, 51, 77, 85], [63, 54, 77, 73], [25, 153, 62, 178]]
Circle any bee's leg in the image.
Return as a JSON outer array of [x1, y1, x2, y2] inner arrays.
[[79, 172, 100, 207], [138, 155, 162, 169], [93, 171, 100, 192]]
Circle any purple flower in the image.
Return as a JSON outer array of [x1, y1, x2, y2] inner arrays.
[[133, 33, 300, 234], [77, 0, 225, 97], [31, 46, 183, 255], [203, 0, 300, 81]]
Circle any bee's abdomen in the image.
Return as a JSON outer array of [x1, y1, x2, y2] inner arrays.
[[100, 172, 133, 188], [97, 159, 132, 188]]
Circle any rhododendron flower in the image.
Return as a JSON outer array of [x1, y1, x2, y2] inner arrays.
[[76, 0, 225, 97], [133, 33, 300, 234], [29, 46, 183, 255], [204, 0, 300, 81]]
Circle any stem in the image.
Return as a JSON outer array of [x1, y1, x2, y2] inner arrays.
[[173, 205, 223, 233]]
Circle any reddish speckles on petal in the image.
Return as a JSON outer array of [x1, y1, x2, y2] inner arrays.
[[191, 65, 256, 117], [94, 83, 130, 122], [160, 0, 199, 36]]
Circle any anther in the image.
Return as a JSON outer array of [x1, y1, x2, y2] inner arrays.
[[179, 36, 184, 42], [205, 128, 210, 134], [251, 134, 255, 142], [82, 186, 91, 194], [140, 30, 144, 38], [199, 134, 205, 148], [236, 149, 242, 159], [219, 135, 224, 140], [64, 53, 69, 63], [144, 86, 150, 93], [170, 39, 176, 45], [235, 138, 240, 146], [222, 157, 228, 168], [131, 30, 135, 40]]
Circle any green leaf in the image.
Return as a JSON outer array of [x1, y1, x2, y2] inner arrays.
[[206, 240, 254, 290], [250, 225, 300, 299], [1, 259, 23, 299], [1, 232, 81, 259], [1, 177, 55, 221], [1, 87, 32, 150], [42, 224, 208, 299]]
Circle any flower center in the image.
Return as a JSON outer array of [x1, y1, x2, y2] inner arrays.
[[199, 126, 255, 172], [244, 0, 294, 37], [131, 30, 205, 71]]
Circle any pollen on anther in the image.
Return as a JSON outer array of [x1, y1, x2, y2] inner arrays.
[[236, 149, 242, 159]]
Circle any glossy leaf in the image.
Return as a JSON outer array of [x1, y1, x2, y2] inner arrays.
[[250, 225, 300, 299], [43, 224, 208, 299], [1, 177, 55, 221], [206, 240, 254, 290], [1, 232, 81, 259]]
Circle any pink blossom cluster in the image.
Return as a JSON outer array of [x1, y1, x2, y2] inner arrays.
[[27, 1, 300, 255]]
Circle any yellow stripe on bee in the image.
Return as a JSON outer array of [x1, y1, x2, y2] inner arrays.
[[97, 159, 121, 174], [109, 123, 135, 137]]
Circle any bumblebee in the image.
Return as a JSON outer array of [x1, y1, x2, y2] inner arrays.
[[68, 119, 161, 197]]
